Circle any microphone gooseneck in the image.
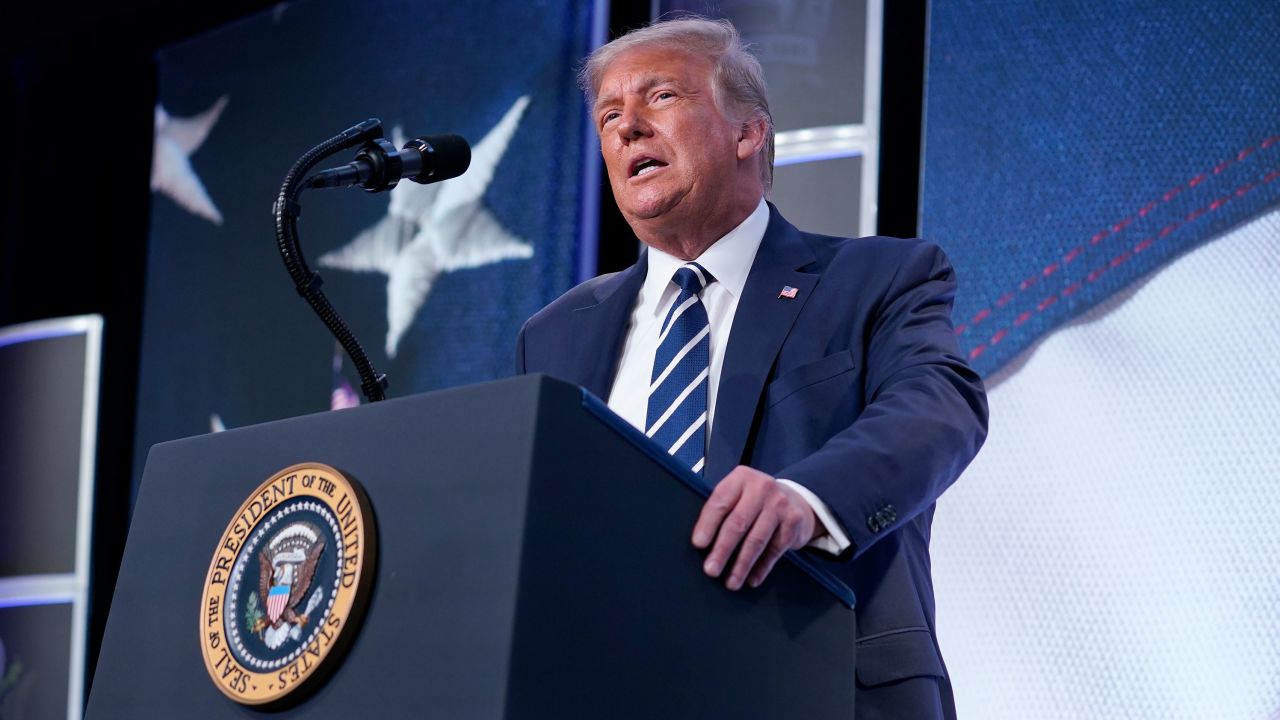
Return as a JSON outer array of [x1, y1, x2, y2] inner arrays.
[[273, 121, 472, 402], [273, 119, 390, 402]]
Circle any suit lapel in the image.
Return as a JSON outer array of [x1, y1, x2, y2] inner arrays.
[[707, 207, 818, 483], [563, 253, 648, 399]]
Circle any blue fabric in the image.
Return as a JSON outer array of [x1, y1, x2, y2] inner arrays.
[[921, 0, 1280, 376], [646, 263, 714, 475]]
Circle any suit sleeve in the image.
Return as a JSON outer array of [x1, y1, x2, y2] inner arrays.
[[778, 241, 988, 559]]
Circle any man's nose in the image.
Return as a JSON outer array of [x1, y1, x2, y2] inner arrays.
[[615, 104, 651, 140]]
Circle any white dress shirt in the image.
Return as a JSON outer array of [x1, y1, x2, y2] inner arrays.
[[607, 199, 851, 555]]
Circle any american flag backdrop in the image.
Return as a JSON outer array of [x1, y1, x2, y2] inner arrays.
[[920, 2, 1280, 717], [134, 0, 598, 493]]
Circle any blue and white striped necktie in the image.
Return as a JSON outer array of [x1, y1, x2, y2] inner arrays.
[[646, 262, 715, 477]]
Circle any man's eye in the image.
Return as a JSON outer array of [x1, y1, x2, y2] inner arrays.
[[656, 91, 675, 100], [602, 112, 620, 124]]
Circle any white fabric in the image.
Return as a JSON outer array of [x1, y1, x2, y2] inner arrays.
[[932, 208, 1280, 719], [776, 479, 851, 555], [608, 199, 851, 554]]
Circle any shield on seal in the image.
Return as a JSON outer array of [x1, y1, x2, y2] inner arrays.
[[266, 583, 290, 623]]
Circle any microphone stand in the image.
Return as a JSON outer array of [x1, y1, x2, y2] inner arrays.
[[273, 119, 389, 403]]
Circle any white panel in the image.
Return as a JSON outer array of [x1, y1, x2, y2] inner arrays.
[[933, 211, 1280, 719]]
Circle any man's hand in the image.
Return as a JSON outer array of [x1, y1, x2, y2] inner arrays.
[[691, 466, 822, 590]]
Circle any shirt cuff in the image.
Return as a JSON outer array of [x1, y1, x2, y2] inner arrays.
[[777, 479, 852, 555]]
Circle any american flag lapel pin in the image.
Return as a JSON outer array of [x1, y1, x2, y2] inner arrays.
[[778, 286, 799, 300]]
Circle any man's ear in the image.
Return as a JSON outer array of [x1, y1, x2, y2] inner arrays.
[[736, 114, 769, 161]]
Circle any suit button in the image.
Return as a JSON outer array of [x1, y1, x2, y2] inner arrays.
[[866, 515, 883, 533], [883, 505, 897, 523]]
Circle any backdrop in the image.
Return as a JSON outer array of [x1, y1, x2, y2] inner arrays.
[[921, 2, 1280, 718], [134, 0, 597, 492]]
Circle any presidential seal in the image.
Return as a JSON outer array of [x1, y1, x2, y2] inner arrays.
[[199, 463, 375, 706]]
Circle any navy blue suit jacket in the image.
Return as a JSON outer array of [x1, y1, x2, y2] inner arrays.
[[516, 206, 987, 717]]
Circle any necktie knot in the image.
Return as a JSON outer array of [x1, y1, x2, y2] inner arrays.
[[672, 262, 714, 297], [660, 263, 715, 336]]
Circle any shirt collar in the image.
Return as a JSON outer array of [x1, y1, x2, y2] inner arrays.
[[640, 198, 769, 315]]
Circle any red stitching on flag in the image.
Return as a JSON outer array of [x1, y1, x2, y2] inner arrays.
[[967, 169, 1275, 358], [956, 137, 1277, 340]]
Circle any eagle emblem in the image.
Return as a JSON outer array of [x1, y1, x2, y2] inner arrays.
[[201, 464, 375, 706], [249, 521, 325, 649]]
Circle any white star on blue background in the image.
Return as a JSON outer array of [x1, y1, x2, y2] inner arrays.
[[319, 96, 534, 357], [150, 95, 228, 225]]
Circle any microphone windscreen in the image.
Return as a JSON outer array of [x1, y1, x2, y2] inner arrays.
[[408, 134, 471, 183]]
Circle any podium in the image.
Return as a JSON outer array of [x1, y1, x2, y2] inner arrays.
[[86, 375, 855, 718]]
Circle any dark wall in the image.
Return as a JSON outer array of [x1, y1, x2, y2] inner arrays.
[[877, 0, 928, 238], [0, 0, 278, 693]]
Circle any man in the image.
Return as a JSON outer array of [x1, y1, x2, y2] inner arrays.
[[516, 16, 987, 718]]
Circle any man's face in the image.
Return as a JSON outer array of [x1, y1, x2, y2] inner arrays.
[[593, 44, 753, 236]]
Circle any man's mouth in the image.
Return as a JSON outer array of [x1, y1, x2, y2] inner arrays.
[[630, 156, 668, 177]]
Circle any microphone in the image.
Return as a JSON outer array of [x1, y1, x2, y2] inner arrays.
[[306, 134, 471, 192]]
